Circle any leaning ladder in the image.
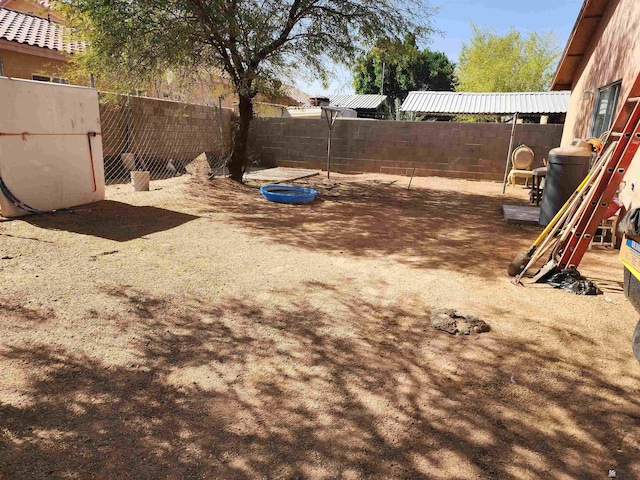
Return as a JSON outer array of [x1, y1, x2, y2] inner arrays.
[[557, 74, 640, 272]]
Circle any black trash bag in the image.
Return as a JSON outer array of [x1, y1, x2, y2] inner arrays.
[[547, 269, 600, 296], [619, 208, 640, 236]]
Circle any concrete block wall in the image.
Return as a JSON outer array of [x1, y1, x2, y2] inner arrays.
[[99, 95, 128, 159], [99, 93, 232, 173], [249, 118, 564, 181]]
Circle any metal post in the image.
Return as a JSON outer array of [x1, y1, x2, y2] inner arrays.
[[502, 112, 519, 194], [218, 96, 224, 139], [89, 74, 95, 88], [218, 96, 225, 176], [125, 94, 132, 154], [408, 167, 416, 190], [323, 107, 342, 179], [326, 127, 332, 179]]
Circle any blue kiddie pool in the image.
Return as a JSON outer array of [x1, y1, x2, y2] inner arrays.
[[260, 185, 318, 204]]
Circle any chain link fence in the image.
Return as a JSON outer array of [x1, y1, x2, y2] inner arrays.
[[98, 92, 232, 208]]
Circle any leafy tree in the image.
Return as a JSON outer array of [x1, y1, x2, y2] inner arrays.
[[456, 24, 560, 92], [60, 0, 434, 182], [353, 34, 456, 108]]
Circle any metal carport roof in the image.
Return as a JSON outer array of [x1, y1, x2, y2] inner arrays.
[[400, 91, 571, 115], [327, 94, 387, 110]]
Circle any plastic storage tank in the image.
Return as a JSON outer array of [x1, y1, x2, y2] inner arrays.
[[0, 77, 105, 217], [539, 139, 593, 225]]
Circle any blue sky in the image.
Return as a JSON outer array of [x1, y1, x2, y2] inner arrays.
[[294, 0, 583, 95]]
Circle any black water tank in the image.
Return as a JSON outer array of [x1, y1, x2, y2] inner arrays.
[[539, 140, 593, 225]]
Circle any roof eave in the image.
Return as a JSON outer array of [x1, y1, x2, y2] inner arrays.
[[0, 38, 70, 60], [550, 0, 610, 91]]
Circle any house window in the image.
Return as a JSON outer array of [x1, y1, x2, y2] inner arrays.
[[0, 58, 3, 76], [32, 74, 69, 85], [590, 81, 621, 138]]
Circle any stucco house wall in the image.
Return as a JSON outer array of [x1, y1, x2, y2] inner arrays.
[[560, 0, 640, 146], [0, 41, 69, 80], [0, 2, 77, 83], [556, 0, 640, 208]]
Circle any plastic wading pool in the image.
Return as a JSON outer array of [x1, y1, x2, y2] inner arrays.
[[259, 185, 318, 204]]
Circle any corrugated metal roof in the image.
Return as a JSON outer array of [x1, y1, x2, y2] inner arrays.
[[0, 7, 84, 54], [285, 107, 323, 118], [328, 94, 387, 110], [400, 91, 571, 115]]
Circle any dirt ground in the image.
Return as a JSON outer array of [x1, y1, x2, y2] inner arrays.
[[0, 171, 639, 479]]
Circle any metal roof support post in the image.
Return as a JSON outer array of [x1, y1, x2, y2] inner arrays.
[[326, 118, 332, 179], [323, 107, 341, 179], [502, 112, 519, 194]]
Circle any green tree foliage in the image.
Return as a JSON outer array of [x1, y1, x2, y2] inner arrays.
[[60, 0, 434, 181], [456, 24, 560, 93], [353, 34, 456, 108]]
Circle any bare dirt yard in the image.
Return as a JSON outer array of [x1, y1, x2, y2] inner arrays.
[[1, 171, 639, 479]]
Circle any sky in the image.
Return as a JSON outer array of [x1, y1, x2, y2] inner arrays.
[[293, 0, 584, 95]]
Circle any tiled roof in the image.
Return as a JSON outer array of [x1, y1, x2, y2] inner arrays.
[[401, 91, 571, 115], [0, 7, 84, 54]]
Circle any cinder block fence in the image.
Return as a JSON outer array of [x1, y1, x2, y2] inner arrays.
[[99, 94, 232, 179], [249, 118, 564, 181]]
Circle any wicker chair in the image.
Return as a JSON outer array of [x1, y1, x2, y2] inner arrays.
[[507, 145, 535, 187]]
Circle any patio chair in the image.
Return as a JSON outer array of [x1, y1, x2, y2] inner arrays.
[[507, 145, 535, 187]]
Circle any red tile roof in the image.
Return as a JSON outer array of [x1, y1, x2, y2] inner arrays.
[[0, 7, 84, 54]]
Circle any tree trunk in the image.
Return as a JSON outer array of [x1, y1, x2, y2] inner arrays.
[[227, 93, 254, 182]]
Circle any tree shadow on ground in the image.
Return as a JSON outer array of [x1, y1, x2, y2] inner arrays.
[[0, 299, 54, 323], [1, 284, 639, 479], [190, 179, 538, 279], [21, 201, 199, 242]]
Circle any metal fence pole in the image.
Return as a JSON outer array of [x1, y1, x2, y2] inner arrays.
[[502, 112, 519, 194]]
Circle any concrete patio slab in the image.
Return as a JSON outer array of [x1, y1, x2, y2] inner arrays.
[[503, 204, 541, 225], [245, 167, 319, 183]]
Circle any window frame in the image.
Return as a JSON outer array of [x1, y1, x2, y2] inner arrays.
[[589, 80, 622, 138], [32, 74, 70, 85]]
